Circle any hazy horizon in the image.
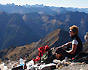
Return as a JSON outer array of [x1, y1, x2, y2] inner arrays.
[[0, 0, 88, 8]]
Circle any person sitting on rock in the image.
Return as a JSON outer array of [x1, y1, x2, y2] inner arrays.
[[84, 32, 88, 42], [55, 25, 83, 60]]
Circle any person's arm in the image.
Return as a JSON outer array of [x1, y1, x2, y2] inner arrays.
[[84, 35, 87, 41], [67, 39, 78, 54], [56, 41, 72, 50], [60, 41, 72, 48], [67, 44, 77, 54]]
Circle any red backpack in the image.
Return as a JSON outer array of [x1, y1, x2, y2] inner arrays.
[[33, 45, 50, 63]]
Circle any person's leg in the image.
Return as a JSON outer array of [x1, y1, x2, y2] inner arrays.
[[56, 54, 61, 59], [56, 48, 72, 59]]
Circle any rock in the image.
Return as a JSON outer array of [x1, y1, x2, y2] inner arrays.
[[80, 64, 88, 70], [83, 41, 88, 53], [0, 63, 8, 70]]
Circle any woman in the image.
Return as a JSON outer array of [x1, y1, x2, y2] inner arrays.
[[56, 25, 83, 60]]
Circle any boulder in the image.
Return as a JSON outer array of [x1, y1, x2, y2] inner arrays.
[[83, 41, 88, 53]]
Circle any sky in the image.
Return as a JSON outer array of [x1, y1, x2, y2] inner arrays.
[[0, 0, 88, 8]]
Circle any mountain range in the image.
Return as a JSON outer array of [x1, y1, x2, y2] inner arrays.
[[0, 12, 41, 50], [0, 4, 88, 14], [0, 10, 88, 50]]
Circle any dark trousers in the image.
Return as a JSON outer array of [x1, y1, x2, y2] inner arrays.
[[56, 48, 75, 59]]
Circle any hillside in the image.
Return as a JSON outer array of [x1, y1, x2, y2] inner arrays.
[[23, 12, 88, 41], [0, 29, 71, 61], [0, 12, 41, 50]]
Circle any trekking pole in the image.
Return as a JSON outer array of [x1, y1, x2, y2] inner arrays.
[[40, 52, 41, 63]]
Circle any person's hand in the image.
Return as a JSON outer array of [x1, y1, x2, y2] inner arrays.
[[51, 47, 56, 55]]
